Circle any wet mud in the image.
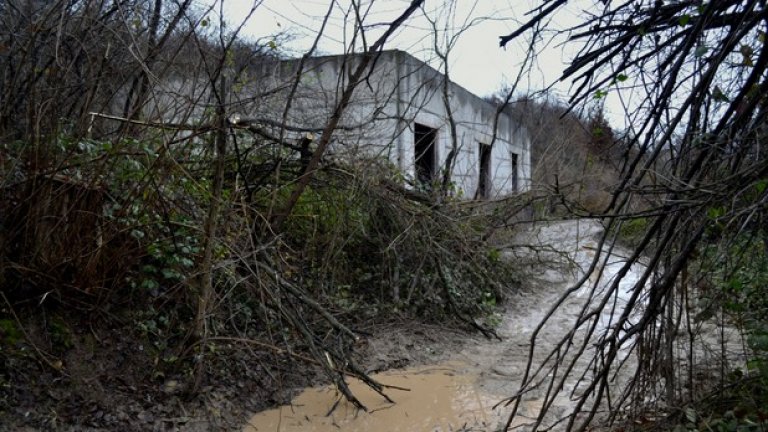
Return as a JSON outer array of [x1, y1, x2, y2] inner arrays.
[[243, 220, 747, 431]]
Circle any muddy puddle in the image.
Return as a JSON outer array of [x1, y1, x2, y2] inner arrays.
[[242, 363, 529, 431]]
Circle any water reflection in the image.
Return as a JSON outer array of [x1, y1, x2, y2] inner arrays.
[[243, 363, 509, 432]]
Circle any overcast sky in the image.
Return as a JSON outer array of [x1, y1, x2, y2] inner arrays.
[[214, 1, 625, 123]]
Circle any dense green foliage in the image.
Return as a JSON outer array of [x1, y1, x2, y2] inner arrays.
[[0, 128, 513, 371], [652, 235, 768, 432]]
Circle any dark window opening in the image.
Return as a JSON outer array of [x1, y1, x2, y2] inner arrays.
[[414, 123, 437, 187], [511, 152, 519, 193]]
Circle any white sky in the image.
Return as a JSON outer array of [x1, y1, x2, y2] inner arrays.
[[214, 0, 627, 124]]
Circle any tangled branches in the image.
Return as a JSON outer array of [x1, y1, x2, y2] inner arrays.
[[499, 1, 768, 430]]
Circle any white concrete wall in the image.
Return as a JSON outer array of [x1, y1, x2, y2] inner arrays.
[[152, 50, 531, 198], [385, 50, 531, 197]]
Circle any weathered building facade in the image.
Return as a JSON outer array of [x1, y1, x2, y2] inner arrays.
[[244, 50, 531, 198]]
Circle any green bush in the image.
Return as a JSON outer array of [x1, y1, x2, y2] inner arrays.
[[616, 216, 649, 247], [678, 234, 768, 431]]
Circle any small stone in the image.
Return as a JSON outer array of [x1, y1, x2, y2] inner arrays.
[[491, 365, 520, 377], [162, 379, 181, 394]]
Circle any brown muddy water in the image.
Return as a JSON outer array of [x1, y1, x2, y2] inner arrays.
[[242, 363, 531, 431]]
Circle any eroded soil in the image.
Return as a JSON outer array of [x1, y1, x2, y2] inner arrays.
[[243, 219, 748, 431], [2, 220, 745, 431], [0, 220, 620, 431], [244, 220, 626, 431]]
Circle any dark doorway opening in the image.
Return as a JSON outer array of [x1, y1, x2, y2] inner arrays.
[[414, 123, 437, 187], [510, 152, 519, 193], [478, 143, 492, 198]]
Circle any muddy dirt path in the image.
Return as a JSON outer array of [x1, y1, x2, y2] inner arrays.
[[244, 220, 641, 431], [448, 219, 641, 429]]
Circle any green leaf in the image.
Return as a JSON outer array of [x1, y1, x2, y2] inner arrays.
[[748, 333, 768, 351], [755, 179, 768, 194], [706, 206, 724, 219], [140, 278, 159, 291], [161, 268, 181, 280], [712, 86, 730, 102], [593, 89, 608, 100], [695, 45, 708, 57], [725, 300, 744, 313], [747, 359, 762, 371], [616, 73, 628, 82], [678, 14, 691, 26], [267, 40, 277, 50], [141, 264, 157, 274], [685, 407, 697, 424], [727, 278, 743, 292], [741, 44, 754, 66], [487, 248, 501, 262]]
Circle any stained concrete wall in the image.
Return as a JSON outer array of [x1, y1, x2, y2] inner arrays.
[[148, 50, 531, 198]]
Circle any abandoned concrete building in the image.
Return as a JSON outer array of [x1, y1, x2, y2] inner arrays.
[[141, 49, 530, 198], [235, 49, 531, 199]]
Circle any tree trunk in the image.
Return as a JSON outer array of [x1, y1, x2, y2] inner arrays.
[[193, 76, 228, 392]]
